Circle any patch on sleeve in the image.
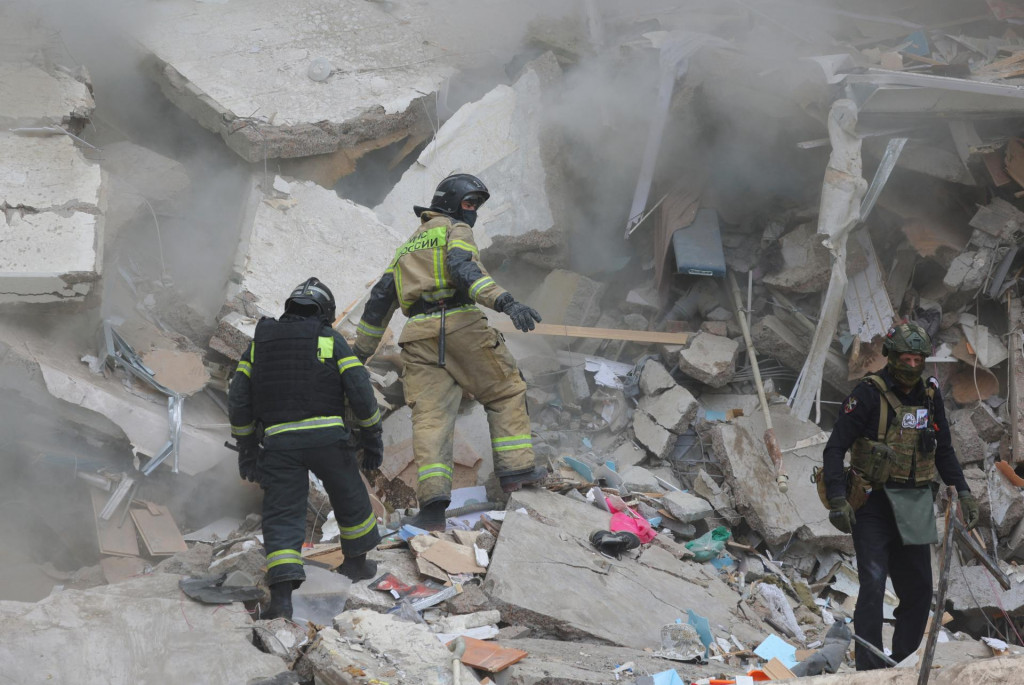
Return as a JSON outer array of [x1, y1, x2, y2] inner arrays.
[[843, 397, 858, 413]]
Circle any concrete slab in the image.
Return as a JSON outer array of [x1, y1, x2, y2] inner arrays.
[[638, 385, 699, 434], [639, 359, 677, 396], [375, 53, 568, 266], [708, 404, 847, 550], [137, 0, 548, 165], [751, 314, 854, 396], [101, 141, 190, 239], [0, 573, 287, 685], [227, 176, 404, 322], [0, 133, 105, 302], [632, 410, 675, 460], [762, 222, 833, 294], [488, 488, 770, 649], [0, 62, 94, 128]]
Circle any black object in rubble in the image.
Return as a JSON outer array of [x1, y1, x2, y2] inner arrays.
[[178, 573, 264, 604], [589, 530, 641, 558]]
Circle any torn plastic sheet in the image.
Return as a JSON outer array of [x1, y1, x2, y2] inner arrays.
[[103, 321, 184, 474]]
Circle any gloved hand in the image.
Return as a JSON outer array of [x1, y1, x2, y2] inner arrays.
[[236, 435, 262, 484], [354, 347, 372, 365], [959, 490, 980, 531], [360, 429, 384, 471], [496, 292, 542, 332], [827, 497, 856, 534]]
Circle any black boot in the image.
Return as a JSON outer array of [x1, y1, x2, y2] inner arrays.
[[337, 554, 378, 582], [399, 500, 449, 532], [262, 581, 293, 620], [499, 466, 548, 493]]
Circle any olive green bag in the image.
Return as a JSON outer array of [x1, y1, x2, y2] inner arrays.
[[884, 485, 938, 545], [812, 466, 871, 512]]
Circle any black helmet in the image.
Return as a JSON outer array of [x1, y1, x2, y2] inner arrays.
[[418, 173, 489, 226], [284, 277, 336, 321]]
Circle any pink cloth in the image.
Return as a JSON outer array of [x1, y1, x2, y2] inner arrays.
[[607, 498, 657, 543]]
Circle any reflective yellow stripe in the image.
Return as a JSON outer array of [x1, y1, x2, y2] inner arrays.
[[232, 422, 255, 437], [317, 336, 334, 362], [265, 415, 345, 437], [339, 512, 377, 540], [395, 265, 414, 308], [267, 549, 303, 569], [469, 276, 494, 299], [338, 356, 362, 373], [449, 239, 478, 255], [357, 319, 386, 338], [423, 288, 457, 302], [236, 360, 252, 378], [357, 408, 381, 428], [418, 463, 453, 482], [407, 304, 479, 324], [493, 434, 532, 452]]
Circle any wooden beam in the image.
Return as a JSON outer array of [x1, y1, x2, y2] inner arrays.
[[491, 319, 691, 345]]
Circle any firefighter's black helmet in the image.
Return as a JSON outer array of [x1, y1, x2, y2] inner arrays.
[[285, 277, 336, 321]]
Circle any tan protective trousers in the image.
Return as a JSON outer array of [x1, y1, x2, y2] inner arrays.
[[400, 318, 535, 506]]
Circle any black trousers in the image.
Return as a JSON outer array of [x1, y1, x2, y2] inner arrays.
[[261, 440, 380, 586], [851, 489, 932, 670]]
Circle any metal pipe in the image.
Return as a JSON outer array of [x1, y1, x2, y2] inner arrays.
[[727, 271, 788, 493], [851, 632, 898, 667]]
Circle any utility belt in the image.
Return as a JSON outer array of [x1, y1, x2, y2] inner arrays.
[[407, 295, 470, 318]]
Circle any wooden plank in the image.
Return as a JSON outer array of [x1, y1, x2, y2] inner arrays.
[[91, 488, 140, 557], [1006, 139, 1024, 188], [454, 636, 528, 673], [491, 319, 691, 345], [131, 503, 188, 556], [983, 150, 1014, 187]]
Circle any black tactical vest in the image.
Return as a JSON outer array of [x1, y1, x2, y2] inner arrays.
[[251, 316, 345, 424]]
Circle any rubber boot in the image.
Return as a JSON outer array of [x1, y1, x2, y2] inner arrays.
[[262, 581, 293, 620], [499, 466, 548, 493], [399, 500, 449, 532], [337, 554, 378, 582]]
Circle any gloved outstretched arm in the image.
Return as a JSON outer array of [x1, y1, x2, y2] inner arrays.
[[495, 292, 542, 332], [359, 428, 384, 472]]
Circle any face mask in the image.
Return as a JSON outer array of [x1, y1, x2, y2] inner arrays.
[[888, 357, 924, 387], [458, 209, 477, 227]]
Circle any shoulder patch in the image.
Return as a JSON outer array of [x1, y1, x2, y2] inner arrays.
[[843, 397, 858, 414]]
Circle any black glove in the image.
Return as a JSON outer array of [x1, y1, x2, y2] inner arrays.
[[827, 496, 856, 534], [355, 348, 371, 364], [360, 429, 384, 471], [495, 292, 542, 332], [959, 490, 980, 531], [236, 435, 262, 484]]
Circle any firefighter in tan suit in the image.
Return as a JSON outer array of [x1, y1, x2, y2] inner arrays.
[[354, 174, 546, 530]]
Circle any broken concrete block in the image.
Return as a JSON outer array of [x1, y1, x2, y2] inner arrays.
[[661, 490, 713, 524], [949, 408, 987, 467], [622, 312, 649, 331], [626, 285, 662, 316], [228, 177, 404, 321], [639, 360, 677, 396], [620, 466, 663, 494], [632, 411, 675, 460], [0, 574, 286, 684], [335, 609, 480, 683], [607, 439, 647, 473], [530, 269, 605, 328], [488, 489, 770, 649], [376, 53, 567, 267], [751, 314, 854, 396], [692, 469, 742, 527], [709, 404, 846, 548], [676, 332, 738, 388], [638, 385, 699, 434], [762, 223, 832, 294], [253, 617, 309, 663], [944, 249, 994, 292], [558, 362, 590, 407], [700, 320, 729, 337], [302, 627, 379, 684], [971, 402, 1005, 443], [0, 62, 94, 128], [0, 133, 104, 302], [988, 465, 1024, 537]]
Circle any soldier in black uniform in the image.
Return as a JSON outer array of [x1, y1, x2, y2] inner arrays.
[[821, 322, 979, 670], [229, 277, 384, 620]]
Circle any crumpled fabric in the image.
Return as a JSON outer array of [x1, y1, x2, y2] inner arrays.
[[607, 497, 657, 543]]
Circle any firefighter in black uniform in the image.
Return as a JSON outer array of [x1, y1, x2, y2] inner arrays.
[[821, 322, 979, 670], [229, 277, 384, 620]]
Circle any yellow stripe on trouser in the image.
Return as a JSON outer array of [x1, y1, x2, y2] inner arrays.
[[357, 319, 385, 338], [267, 549, 303, 569], [418, 463, 453, 482], [401, 318, 535, 505], [339, 512, 377, 540], [493, 434, 532, 452]]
